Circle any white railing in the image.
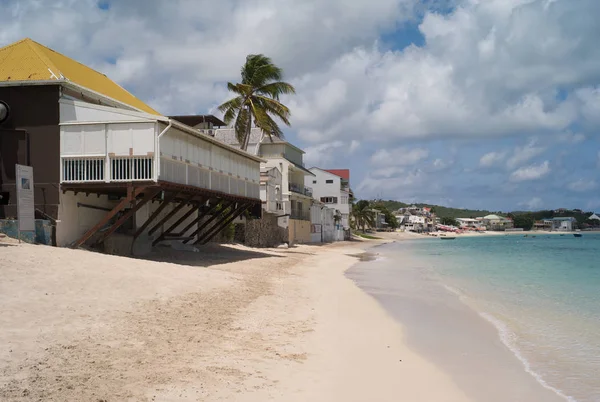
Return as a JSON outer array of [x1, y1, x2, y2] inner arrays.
[[62, 157, 106, 182], [160, 157, 260, 199], [61, 156, 154, 183], [111, 156, 154, 182]]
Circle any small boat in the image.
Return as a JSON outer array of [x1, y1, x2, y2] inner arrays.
[[573, 233, 583, 238], [441, 236, 456, 240]]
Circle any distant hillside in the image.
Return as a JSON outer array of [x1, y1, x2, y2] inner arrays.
[[375, 200, 497, 219]]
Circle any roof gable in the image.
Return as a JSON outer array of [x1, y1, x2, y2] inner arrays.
[[0, 38, 159, 115], [325, 169, 350, 180]]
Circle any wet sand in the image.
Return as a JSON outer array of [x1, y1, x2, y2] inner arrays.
[[346, 240, 565, 402]]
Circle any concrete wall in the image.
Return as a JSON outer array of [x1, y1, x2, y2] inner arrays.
[[242, 213, 287, 247], [289, 219, 311, 245], [0, 219, 53, 244], [56, 192, 118, 247]]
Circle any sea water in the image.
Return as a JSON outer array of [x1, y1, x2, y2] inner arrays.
[[407, 233, 600, 402]]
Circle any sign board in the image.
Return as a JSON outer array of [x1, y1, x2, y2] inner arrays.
[[16, 164, 35, 232]]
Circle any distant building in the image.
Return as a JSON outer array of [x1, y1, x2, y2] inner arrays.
[[588, 213, 600, 221], [456, 218, 484, 229], [482, 214, 514, 231], [306, 168, 352, 230], [551, 217, 576, 232]]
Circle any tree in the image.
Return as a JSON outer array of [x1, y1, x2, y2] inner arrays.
[[351, 200, 375, 232], [372, 202, 399, 230], [512, 214, 534, 231], [440, 217, 459, 227], [218, 54, 295, 151]]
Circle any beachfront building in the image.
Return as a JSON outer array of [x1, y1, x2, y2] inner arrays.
[[0, 38, 262, 249], [533, 219, 553, 231], [482, 214, 514, 231], [551, 217, 577, 232], [259, 167, 283, 214], [306, 168, 352, 231], [456, 218, 484, 229], [214, 128, 314, 244]]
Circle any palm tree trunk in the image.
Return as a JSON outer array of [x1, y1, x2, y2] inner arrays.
[[241, 105, 252, 151]]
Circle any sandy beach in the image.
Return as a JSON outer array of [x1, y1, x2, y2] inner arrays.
[[0, 235, 468, 401]]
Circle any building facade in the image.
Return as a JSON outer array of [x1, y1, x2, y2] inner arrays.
[[0, 38, 262, 249], [214, 128, 315, 244], [306, 168, 352, 230]]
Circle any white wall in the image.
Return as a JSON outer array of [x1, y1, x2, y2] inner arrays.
[[160, 127, 261, 199], [306, 168, 351, 229], [56, 192, 119, 247]]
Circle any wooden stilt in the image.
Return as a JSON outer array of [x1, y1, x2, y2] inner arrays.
[[72, 186, 145, 248], [95, 187, 162, 245], [152, 197, 206, 246], [148, 194, 195, 236], [132, 192, 178, 240], [195, 203, 249, 245], [183, 201, 234, 244]]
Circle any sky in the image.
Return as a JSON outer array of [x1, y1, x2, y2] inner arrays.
[[1, 0, 599, 212]]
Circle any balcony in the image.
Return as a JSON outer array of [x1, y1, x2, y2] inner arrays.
[[289, 183, 313, 197], [290, 207, 310, 221]]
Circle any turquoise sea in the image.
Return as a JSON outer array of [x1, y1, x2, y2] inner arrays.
[[410, 233, 600, 402]]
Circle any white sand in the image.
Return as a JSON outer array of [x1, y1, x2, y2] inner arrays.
[[0, 236, 469, 401]]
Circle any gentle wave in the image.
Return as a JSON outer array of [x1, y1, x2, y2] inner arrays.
[[479, 311, 577, 402]]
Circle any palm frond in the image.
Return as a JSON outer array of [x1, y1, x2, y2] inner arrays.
[[256, 82, 296, 100], [254, 96, 291, 126], [234, 107, 250, 145], [242, 54, 283, 87]]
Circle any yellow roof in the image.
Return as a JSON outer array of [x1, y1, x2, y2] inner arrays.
[[0, 38, 159, 115]]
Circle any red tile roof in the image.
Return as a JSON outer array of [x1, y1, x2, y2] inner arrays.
[[325, 169, 350, 180]]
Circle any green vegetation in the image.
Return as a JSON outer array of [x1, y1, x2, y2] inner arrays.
[[353, 231, 382, 240], [370, 201, 399, 229], [510, 209, 596, 230], [440, 217, 460, 227], [219, 54, 295, 150], [376, 200, 495, 219], [351, 200, 375, 232]]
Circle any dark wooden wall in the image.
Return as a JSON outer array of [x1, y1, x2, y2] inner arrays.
[[0, 85, 60, 219]]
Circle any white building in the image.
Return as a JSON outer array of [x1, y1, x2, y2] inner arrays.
[[456, 218, 483, 229], [305, 168, 352, 230], [0, 38, 262, 249], [214, 128, 315, 244]]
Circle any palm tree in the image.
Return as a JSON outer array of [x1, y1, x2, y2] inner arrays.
[[218, 54, 295, 151], [352, 200, 375, 233]]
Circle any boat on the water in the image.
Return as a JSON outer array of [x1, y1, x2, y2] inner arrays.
[[574, 233, 583, 238], [441, 237, 456, 240]]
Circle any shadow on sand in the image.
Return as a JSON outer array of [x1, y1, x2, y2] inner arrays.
[[137, 242, 285, 268]]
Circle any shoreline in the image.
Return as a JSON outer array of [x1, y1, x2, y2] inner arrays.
[[0, 236, 473, 401], [346, 240, 568, 402]]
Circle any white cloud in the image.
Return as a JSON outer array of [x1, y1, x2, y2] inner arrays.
[[556, 132, 586, 144], [303, 141, 345, 167], [520, 197, 543, 210], [510, 161, 551, 182], [567, 179, 598, 192], [506, 140, 546, 169], [370, 147, 429, 166], [479, 151, 506, 167]]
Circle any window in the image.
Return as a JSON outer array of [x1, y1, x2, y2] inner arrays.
[[320, 197, 338, 204], [326, 179, 334, 184], [341, 196, 348, 204], [313, 180, 317, 184]]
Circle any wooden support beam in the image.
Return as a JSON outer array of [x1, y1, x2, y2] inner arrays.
[[183, 201, 234, 244], [195, 203, 248, 245], [132, 192, 178, 240], [148, 194, 195, 236], [151, 197, 207, 246], [72, 186, 145, 248], [175, 201, 219, 237], [95, 187, 162, 245], [198, 203, 249, 245]]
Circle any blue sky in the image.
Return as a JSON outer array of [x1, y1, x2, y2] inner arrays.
[[1, 0, 599, 212]]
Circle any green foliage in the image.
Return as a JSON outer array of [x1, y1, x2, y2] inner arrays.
[[511, 214, 535, 230], [351, 200, 375, 232], [223, 223, 236, 242], [375, 200, 494, 219], [218, 54, 296, 150], [353, 231, 382, 240], [440, 217, 460, 227], [371, 202, 399, 229]]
